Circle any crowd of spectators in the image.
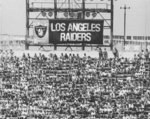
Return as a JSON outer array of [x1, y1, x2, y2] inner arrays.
[[0, 49, 150, 119]]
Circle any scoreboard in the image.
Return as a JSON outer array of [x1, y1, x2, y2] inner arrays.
[[49, 20, 104, 44], [34, 19, 104, 45]]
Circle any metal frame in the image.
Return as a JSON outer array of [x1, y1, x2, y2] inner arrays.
[[120, 4, 130, 49], [25, 0, 114, 50]]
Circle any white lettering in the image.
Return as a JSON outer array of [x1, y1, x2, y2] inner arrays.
[[61, 23, 66, 31], [51, 23, 66, 32], [96, 24, 101, 32], [67, 24, 73, 31], [60, 33, 66, 41], [60, 33, 92, 42]]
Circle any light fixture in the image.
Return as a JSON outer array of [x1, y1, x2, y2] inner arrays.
[[69, 12, 75, 17], [41, 11, 46, 17], [86, 11, 90, 17], [92, 12, 97, 17], [64, 12, 69, 17], [48, 11, 53, 17]]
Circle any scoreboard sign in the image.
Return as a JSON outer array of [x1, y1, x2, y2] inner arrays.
[[49, 20, 104, 44]]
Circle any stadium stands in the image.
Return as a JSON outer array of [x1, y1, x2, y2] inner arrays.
[[0, 49, 150, 119]]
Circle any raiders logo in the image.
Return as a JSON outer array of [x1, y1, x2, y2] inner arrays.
[[35, 25, 47, 38]]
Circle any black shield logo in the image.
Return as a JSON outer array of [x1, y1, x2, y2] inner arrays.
[[35, 25, 47, 38]]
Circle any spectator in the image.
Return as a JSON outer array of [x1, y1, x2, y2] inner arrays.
[[98, 47, 103, 60], [113, 47, 119, 58], [103, 48, 108, 60], [144, 49, 149, 61], [0, 49, 149, 119], [138, 49, 144, 60]]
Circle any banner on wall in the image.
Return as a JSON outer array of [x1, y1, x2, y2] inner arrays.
[[33, 20, 49, 44], [49, 19, 104, 44]]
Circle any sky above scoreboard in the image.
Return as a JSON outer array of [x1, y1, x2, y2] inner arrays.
[[0, 0, 150, 36]]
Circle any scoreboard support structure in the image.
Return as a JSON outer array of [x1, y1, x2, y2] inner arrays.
[[28, 44, 110, 51], [25, 0, 114, 50]]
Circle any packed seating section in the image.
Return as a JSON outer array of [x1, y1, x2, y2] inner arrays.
[[0, 50, 150, 119]]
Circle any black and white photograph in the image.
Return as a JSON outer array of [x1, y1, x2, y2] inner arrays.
[[0, 0, 150, 119]]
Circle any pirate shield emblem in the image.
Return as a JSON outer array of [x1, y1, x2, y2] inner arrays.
[[35, 25, 47, 38]]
